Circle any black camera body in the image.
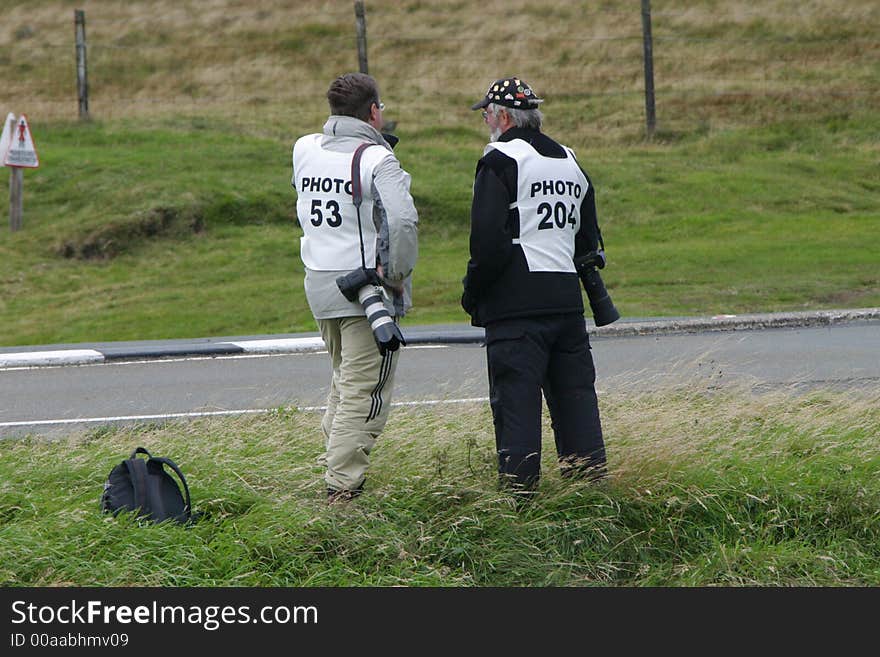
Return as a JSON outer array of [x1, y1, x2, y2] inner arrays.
[[336, 267, 406, 355], [573, 250, 620, 327], [336, 267, 378, 302]]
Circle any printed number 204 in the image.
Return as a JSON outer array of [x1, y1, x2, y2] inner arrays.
[[537, 201, 576, 230], [310, 199, 342, 227]]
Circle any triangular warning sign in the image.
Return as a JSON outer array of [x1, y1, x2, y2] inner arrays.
[[3, 114, 39, 168], [0, 113, 14, 164]]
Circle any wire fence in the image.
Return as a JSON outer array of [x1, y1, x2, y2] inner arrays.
[[2, 1, 878, 145]]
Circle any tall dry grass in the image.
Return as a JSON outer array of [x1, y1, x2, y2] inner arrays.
[[2, 385, 878, 585], [3, 1, 878, 146]]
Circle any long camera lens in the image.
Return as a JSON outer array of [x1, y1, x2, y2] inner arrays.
[[357, 285, 406, 355], [574, 251, 620, 327], [582, 268, 620, 327], [336, 268, 407, 355]]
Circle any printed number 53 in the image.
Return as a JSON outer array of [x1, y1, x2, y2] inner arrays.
[[310, 199, 342, 227]]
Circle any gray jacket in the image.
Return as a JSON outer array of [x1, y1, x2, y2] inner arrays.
[[292, 116, 419, 319]]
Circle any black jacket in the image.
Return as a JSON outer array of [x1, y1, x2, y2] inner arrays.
[[462, 127, 602, 327]]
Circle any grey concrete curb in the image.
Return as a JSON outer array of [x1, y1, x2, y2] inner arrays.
[[1, 308, 878, 369], [585, 307, 880, 337]]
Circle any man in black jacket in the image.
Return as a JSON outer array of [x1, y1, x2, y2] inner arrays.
[[462, 76, 608, 491]]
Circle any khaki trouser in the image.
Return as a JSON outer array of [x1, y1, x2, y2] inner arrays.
[[317, 316, 399, 491]]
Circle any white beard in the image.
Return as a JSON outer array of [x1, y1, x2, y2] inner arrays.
[[489, 125, 503, 141]]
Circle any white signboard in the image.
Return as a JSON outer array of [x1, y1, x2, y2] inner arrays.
[[3, 114, 39, 168], [0, 113, 13, 165]]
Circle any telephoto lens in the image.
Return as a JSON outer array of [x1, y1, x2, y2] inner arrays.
[[582, 268, 620, 326], [574, 250, 620, 327], [357, 285, 406, 355], [336, 267, 407, 354]]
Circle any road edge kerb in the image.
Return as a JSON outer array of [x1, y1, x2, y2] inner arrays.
[[2, 307, 878, 369], [589, 307, 880, 337]]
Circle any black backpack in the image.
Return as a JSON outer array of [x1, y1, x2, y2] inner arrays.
[[101, 447, 192, 524]]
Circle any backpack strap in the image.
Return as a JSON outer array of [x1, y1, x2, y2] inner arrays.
[[149, 456, 192, 520], [124, 456, 149, 515]]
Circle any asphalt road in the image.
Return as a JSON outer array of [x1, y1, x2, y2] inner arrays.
[[2, 319, 878, 438]]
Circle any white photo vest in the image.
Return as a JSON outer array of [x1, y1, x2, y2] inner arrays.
[[485, 139, 589, 273], [292, 134, 391, 271]]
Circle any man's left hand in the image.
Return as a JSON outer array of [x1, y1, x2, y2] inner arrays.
[[377, 265, 404, 295]]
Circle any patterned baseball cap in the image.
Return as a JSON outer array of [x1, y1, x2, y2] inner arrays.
[[471, 77, 543, 110]]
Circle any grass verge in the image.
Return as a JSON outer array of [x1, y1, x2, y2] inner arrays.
[[2, 386, 877, 586]]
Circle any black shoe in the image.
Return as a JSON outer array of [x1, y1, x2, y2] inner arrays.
[[326, 479, 365, 503]]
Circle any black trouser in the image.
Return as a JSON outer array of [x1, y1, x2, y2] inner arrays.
[[485, 313, 606, 488]]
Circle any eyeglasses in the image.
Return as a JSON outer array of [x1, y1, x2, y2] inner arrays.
[[377, 101, 385, 111], [481, 110, 489, 121]]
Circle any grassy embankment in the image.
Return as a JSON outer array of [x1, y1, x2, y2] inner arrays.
[[1, 0, 878, 345], [0, 114, 877, 346], [0, 2, 877, 587]]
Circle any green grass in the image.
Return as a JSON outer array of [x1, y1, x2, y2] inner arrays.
[[2, 0, 879, 345], [1, 112, 878, 346], [2, 0, 878, 592], [2, 388, 878, 586]]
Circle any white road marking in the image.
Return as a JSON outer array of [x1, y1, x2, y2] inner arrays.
[[0, 397, 490, 429]]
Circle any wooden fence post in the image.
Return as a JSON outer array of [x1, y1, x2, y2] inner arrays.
[[354, 1, 369, 74], [640, 0, 656, 140], [75, 9, 90, 121]]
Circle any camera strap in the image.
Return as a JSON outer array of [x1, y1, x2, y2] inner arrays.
[[350, 142, 378, 271]]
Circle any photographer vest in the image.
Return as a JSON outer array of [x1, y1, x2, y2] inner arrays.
[[293, 134, 392, 271], [484, 139, 589, 274]]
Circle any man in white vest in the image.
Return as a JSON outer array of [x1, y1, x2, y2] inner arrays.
[[292, 73, 419, 502], [462, 77, 608, 494]]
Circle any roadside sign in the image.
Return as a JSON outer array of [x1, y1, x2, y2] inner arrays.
[[3, 114, 39, 168], [0, 113, 13, 164]]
